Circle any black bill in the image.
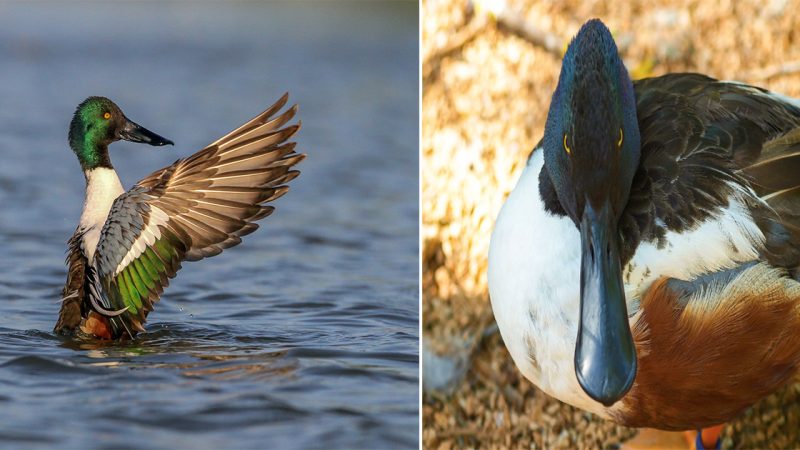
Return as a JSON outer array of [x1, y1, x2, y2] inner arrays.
[[575, 198, 637, 406], [119, 119, 174, 146]]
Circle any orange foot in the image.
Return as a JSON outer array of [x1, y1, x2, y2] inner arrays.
[[684, 424, 724, 450], [79, 311, 113, 340], [621, 424, 724, 450]]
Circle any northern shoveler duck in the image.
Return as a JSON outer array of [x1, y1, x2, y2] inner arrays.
[[488, 18, 800, 447], [54, 94, 304, 340]]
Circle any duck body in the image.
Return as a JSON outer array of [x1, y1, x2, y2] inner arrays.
[[489, 20, 800, 431], [55, 94, 304, 340]]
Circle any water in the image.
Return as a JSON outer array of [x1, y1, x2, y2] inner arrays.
[[0, 2, 419, 448]]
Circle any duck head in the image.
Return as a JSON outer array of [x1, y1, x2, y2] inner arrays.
[[69, 97, 173, 171], [542, 19, 640, 406]]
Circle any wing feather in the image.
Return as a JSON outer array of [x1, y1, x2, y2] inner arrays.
[[208, 92, 289, 147]]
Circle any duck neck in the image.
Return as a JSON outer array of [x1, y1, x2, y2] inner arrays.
[[73, 141, 112, 171], [69, 116, 113, 171]]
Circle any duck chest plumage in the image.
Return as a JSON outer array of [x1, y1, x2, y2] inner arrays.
[[489, 19, 800, 431]]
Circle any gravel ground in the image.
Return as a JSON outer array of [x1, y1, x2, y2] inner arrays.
[[422, 0, 800, 448]]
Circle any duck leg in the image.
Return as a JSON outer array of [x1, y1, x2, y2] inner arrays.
[[684, 424, 724, 450], [79, 311, 113, 340]]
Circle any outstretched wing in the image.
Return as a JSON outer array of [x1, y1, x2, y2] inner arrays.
[[91, 94, 305, 337]]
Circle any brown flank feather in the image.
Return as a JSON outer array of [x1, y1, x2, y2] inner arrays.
[[54, 232, 87, 334], [611, 264, 800, 430]]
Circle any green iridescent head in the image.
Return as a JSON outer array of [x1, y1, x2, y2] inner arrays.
[[68, 97, 174, 171]]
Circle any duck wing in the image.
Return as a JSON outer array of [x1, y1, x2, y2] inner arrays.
[[739, 126, 800, 271], [621, 74, 800, 265], [90, 94, 305, 337]]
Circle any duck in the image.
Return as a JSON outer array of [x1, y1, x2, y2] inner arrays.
[[54, 94, 304, 340], [488, 18, 800, 448]]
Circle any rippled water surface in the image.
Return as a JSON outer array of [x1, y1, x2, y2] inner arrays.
[[0, 2, 418, 448]]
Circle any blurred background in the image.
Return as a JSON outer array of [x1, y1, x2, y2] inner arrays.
[[422, 0, 800, 448], [0, 1, 418, 449]]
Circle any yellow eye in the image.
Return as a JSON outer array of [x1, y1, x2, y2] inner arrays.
[[563, 133, 571, 155], [618, 127, 624, 149], [103, 112, 111, 120]]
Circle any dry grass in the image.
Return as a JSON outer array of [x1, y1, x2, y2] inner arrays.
[[422, 0, 800, 448]]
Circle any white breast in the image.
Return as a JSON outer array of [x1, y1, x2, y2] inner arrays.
[[488, 150, 606, 415], [488, 150, 765, 417], [79, 167, 125, 263]]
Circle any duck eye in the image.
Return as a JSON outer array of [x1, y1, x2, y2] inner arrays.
[[618, 127, 623, 149], [563, 133, 571, 156], [103, 112, 111, 120]]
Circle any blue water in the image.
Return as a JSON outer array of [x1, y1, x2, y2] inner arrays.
[[0, 2, 419, 448]]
